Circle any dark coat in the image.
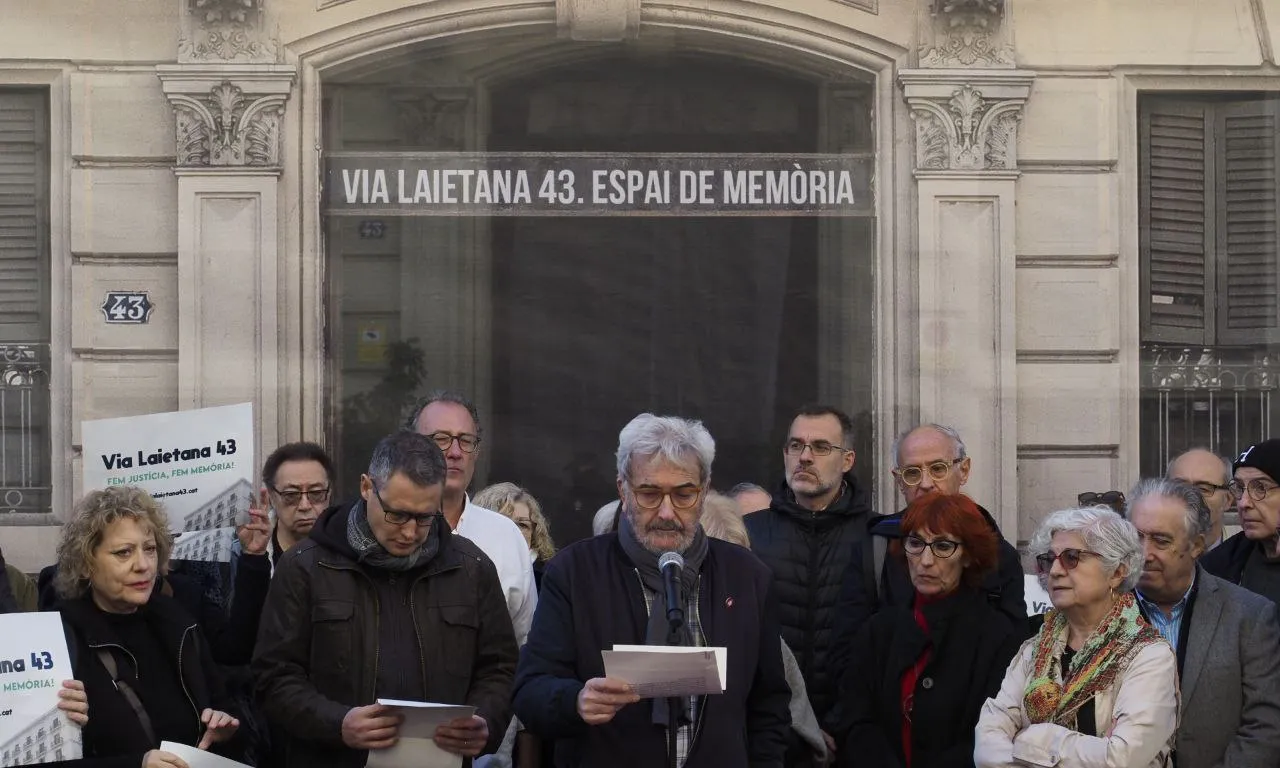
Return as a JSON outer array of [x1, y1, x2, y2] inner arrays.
[[742, 471, 873, 721], [251, 501, 518, 768], [511, 534, 792, 768], [1201, 531, 1256, 585], [832, 588, 1026, 768], [57, 592, 239, 765], [823, 503, 1024, 729]]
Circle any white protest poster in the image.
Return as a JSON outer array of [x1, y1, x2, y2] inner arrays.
[[0, 613, 81, 765], [81, 403, 255, 563], [1025, 574, 1052, 616]]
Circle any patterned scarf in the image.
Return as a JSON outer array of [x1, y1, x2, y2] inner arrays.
[[1023, 591, 1163, 728], [345, 499, 439, 572]]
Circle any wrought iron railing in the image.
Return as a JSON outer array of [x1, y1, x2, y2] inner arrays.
[[0, 342, 51, 520]]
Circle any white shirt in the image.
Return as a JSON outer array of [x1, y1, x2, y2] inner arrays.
[[456, 496, 538, 645]]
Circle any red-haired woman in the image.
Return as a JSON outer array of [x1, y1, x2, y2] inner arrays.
[[832, 492, 1027, 768]]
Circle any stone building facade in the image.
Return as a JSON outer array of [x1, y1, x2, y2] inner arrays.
[[2, 0, 1278, 566]]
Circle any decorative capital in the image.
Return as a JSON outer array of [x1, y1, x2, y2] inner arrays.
[[900, 69, 1034, 175], [179, 0, 280, 63], [556, 0, 640, 41], [920, 0, 1014, 68], [391, 88, 473, 151], [157, 66, 296, 169]]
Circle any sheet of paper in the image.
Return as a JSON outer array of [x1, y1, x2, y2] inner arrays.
[[0, 613, 82, 765], [602, 645, 727, 697], [364, 700, 476, 768], [160, 742, 253, 768]]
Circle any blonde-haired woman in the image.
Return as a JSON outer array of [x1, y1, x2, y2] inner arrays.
[[474, 482, 557, 591], [975, 506, 1177, 768], [55, 485, 241, 768]]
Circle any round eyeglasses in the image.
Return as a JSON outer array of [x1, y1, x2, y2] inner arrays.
[[893, 459, 963, 487]]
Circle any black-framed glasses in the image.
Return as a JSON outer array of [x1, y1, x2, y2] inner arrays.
[[427, 431, 481, 453], [903, 535, 962, 559], [783, 439, 850, 458], [893, 459, 963, 487], [1183, 480, 1230, 497], [630, 485, 703, 510], [270, 486, 331, 507], [1035, 548, 1103, 574], [372, 484, 438, 528], [1228, 478, 1280, 502], [1078, 491, 1125, 507]]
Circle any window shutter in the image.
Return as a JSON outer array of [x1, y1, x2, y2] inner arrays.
[[0, 91, 48, 343], [1141, 99, 1213, 344], [1216, 99, 1280, 345]]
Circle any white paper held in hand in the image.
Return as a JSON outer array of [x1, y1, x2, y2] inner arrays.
[[160, 742, 253, 768], [364, 699, 476, 768], [0, 613, 82, 765], [601, 645, 727, 698]]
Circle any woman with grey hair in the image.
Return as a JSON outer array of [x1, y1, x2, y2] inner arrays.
[[975, 506, 1177, 768]]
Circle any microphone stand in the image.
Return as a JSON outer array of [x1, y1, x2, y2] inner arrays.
[[665, 603, 684, 768]]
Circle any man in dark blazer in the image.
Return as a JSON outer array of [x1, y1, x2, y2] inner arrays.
[[1126, 477, 1280, 768], [513, 413, 791, 767]]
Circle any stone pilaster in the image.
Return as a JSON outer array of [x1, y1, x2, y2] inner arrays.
[[157, 0, 295, 460], [901, 0, 1032, 536]]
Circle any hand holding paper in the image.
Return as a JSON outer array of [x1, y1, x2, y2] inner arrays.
[[341, 703, 403, 750], [601, 645, 728, 698], [576, 677, 640, 725], [364, 700, 476, 768], [432, 714, 489, 757], [56, 679, 89, 725]]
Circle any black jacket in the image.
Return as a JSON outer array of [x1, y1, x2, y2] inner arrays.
[[823, 503, 1024, 729], [831, 588, 1026, 768], [252, 501, 518, 768], [1201, 530, 1256, 585], [742, 471, 873, 721], [57, 592, 239, 765], [511, 534, 792, 767], [37, 553, 271, 667]]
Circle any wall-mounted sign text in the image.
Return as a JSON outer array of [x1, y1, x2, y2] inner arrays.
[[101, 292, 154, 324]]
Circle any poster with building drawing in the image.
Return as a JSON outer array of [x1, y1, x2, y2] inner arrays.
[[81, 403, 254, 563], [0, 613, 81, 766]]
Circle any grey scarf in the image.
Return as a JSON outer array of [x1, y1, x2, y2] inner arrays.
[[345, 500, 439, 571], [617, 508, 710, 729]]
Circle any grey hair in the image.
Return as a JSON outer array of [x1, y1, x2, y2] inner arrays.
[[368, 430, 447, 488], [728, 482, 768, 498], [616, 414, 716, 485], [403, 390, 483, 438], [1126, 477, 1212, 541], [893, 423, 968, 466], [1166, 447, 1232, 487], [1028, 505, 1144, 592]]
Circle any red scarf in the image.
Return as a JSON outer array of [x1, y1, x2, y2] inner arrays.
[[900, 592, 941, 766]]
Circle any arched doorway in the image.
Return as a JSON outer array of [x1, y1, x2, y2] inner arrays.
[[311, 23, 891, 543]]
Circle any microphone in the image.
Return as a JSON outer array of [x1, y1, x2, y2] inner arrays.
[[659, 551, 685, 639]]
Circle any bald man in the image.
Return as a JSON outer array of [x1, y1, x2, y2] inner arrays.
[[1168, 448, 1233, 551]]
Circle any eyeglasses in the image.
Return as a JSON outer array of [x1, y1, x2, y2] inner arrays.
[[1228, 478, 1280, 502], [784, 439, 850, 458], [903, 535, 962, 559], [427, 431, 481, 453], [270, 486, 331, 507], [1035, 548, 1103, 574], [372, 484, 438, 528], [893, 459, 963, 487], [630, 485, 703, 510], [1078, 491, 1125, 507], [1184, 480, 1230, 497]]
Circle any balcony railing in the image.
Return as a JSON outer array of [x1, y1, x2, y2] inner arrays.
[[0, 342, 51, 523]]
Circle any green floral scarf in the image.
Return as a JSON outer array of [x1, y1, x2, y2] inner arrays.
[[1023, 591, 1163, 728]]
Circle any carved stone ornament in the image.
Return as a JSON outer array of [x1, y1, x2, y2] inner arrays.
[[178, 0, 280, 63], [391, 88, 472, 151], [159, 67, 296, 169], [920, 0, 1015, 68], [900, 70, 1034, 174]]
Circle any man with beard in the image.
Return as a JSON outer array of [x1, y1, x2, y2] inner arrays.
[[512, 414, 790, 767], [1127, 478, 1280, 768], [253, 430, 517, 768], [742, 404, 873, 751]]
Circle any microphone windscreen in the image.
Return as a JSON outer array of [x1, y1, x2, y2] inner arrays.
[[658, 551, 684, 570]]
